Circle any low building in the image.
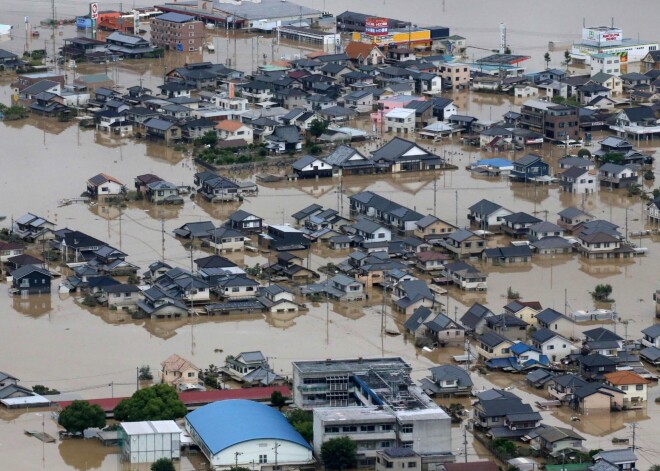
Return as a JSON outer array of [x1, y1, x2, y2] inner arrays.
[[86, 173, 126, 200], [476, 332, 514, 360], [560, 166, 598, 194], [530, 328, 576, 362], [443, 229, 486, 258], [598, 163, 639, 189], [101, 284, 141, 311], [530, 425, 585, 457], [421, 365, 473, 397], [385, 107, 416, 134], [160, 354, 201, 390], [119, 420, 181, 464], [376, 449, 421, 471], [603, 370, 651, 407], [10, 265, 52, 295], [185, 400, 314, 470]]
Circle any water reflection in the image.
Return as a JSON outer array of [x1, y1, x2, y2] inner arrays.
[[12, 293, 52, 318]]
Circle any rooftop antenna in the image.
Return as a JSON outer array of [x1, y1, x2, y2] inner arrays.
[[611, 17, 614, 28]]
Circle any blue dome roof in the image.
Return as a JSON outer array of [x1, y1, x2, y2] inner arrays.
[[186, 399, 311, 455]]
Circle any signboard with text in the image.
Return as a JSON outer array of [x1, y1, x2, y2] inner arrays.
[[582, 27, 622, 46], [90, 3, 99, 20], [365, 17, 388, 37]]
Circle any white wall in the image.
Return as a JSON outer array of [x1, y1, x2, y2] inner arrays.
[[212, 440, 313, 468]]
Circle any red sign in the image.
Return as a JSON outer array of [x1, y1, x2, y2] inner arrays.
[[90, 3, 99, 20], [365, 17, 388, 36]]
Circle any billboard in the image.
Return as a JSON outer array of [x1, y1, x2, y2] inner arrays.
[[582, 27, 622, 46], [90, 2, 99, 20], [365, 17, 388, 36]]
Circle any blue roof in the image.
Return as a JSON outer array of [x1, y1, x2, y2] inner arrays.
[[186, 400, 311, 455], [474, 158, 513, 168]]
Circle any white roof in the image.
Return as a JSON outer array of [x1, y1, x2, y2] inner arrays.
[[1, 395, 51, 407], [121, 420, 180, 435], [386, 108, 415, 118]]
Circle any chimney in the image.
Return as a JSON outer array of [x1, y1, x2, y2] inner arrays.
[[229, 82, 235, 99]]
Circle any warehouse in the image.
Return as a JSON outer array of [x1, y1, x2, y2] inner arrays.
[[185, 400, 314, 470]]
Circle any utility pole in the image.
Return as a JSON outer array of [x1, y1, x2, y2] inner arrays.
[[51, 0, 57, 72], [631, 422, 637, 451], [136, 367, 139, 391], [161, 219, 165, 262], [433, 171, 437, 216], [463, 426, 468, 463], [273, 442, 281, 469], [455, 190, 458, 226], [190, 238, 194, 272]]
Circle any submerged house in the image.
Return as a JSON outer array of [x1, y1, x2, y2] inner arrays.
[[10, 265, 52, 295], [421, 365, 473, 397]]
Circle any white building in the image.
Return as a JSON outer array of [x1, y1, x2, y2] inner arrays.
[[119, 420, 181, 464], [530, 329, 577, 362], [590, 53, 621, 76], [294, 357, 453, 468], [385, 108, 416, 134], [185, 400, 314, 470], [571, 26, 659, 65], [559, 167, 598, 195]]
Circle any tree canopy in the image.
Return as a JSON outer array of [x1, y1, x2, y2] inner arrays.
[[321, 437, 357, 470], [599, 152, 625, 165], [113, 384, 187, 422], [58, 400, 106, 433], [271, 391, 287, 410], [151, 457, 176, 471], [287, 409, 313, 443], [591, 284, 613, 302]]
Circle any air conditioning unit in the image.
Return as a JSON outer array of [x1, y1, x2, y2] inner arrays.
[[510, 426, 517, 431]]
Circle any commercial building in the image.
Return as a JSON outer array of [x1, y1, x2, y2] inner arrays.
[[185, 400, 314, 470], [571, 26, 659, 65], [157, 0, 322, 31], [150, 12, 204, 52], [520, 99, 579, 142], [293, 358, 453, 468], [119, 420, 181, 464]]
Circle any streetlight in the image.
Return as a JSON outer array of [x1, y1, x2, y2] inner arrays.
[[235, 451, 244, 468]]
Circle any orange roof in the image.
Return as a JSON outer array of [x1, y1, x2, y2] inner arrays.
[[604, 370, 650, 385], [345, 41, 380, 60], [161, 353, 199, 373], [215, 120, 244, 132]]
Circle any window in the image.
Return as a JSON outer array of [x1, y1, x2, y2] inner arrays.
[[636, 385, 644, 390], [360, 425, 375, 432], [325, 426, 339, 433], [342, 426, 357, 432], [400, 424, 413, 433], [259, 455, 268, 464], [408, 462, 418, 468], [621, 385, 628, 391], [187, 372, 195, 377]]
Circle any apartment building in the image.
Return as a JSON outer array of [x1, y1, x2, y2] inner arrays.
[[151, 12, 204, 52], [520, 99, 579, 142], [293, 358, 453, 468]]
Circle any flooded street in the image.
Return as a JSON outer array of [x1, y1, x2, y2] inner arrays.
[[0, 0, 660, 469]]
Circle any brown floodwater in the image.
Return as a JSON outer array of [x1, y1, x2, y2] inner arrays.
[[1, 1, 660, 469]]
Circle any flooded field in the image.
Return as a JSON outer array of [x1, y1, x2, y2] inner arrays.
[[0, 0, 660, 469]]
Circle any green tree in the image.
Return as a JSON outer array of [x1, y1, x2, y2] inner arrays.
[[492, 438, 517, 458], [58, 400, 106, 434], [151, 457, 176, 471], [591, 284, 613, 302], [32, 384, 60, 395], [270, 391, 287, 410], [544, 52, 551, 69], [577, 148, 591, 159], [649, 465, 660, 471], [321, 437, 357, 470], [504, 47, 511, 55], [198, 130, 218, 146], [599, 151, 625, 165], [287, 409, 314, 442], [138, 365, 153, 381], [113, 384, 186, 422], [564, 50, 572, 68], [309, 119, 329, 139]]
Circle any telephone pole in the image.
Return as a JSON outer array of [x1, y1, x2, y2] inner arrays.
[[463, 426, 468, 463], [161, 219, 165, 262], [631, 422, 637, 451]]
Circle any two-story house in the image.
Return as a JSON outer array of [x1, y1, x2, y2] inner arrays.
[[460, 303, 494, 334], [476, 332, 514, 360], [530, 328, 576, 362], [604, 370, 651, 407], [501, 212, 543, 238], [468, 199, 513, 232], [598, 163, 639, 189], [577, 353, 617, 380], [443, 229, 486, 258], [421, 365, 473, 397], [510, 154, 550, 182], [160, 354, 201, 389]]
